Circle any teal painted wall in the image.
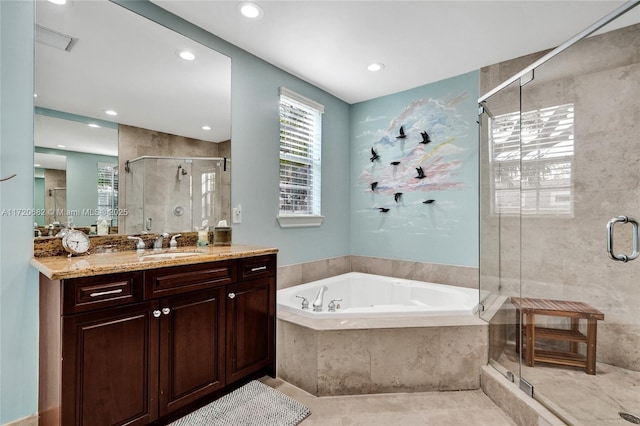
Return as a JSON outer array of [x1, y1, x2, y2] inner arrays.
[[350, 71, 479, 267], [35, 147, 118, 227], [0, 0, 38, 423]]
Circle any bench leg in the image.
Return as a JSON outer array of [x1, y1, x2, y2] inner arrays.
[[570, 318, 579, 354], [525, 313, 535, 367], [586, 319, 597, 375]]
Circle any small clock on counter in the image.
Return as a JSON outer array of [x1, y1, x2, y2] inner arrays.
[[61, 229, 91, 257]]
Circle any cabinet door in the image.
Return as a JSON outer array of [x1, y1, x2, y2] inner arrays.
[[226, 277, 275, 383], [62, 301, 159, 426], [158, 287, 226, 416]]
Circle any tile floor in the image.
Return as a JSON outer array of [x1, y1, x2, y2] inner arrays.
[[260, 377, 517, 426], [498, 343, 640, 425]]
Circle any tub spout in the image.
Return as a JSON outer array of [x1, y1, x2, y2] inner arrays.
[[312, 286, 328, 312]]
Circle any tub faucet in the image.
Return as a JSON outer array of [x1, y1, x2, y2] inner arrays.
[[312, 286, 328, 312], [153, 232, 169, 249]]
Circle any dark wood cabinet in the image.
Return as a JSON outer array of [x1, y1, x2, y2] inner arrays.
[[158, 287, 226, 416], [61, 301, 159, 426], [39, 254, 276, 426], [226, 277, 275, 384]]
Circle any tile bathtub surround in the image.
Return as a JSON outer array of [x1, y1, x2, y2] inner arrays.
[[277, 318, 488, 397], [277, 255, 478, 290]]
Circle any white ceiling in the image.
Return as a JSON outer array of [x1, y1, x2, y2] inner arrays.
[[34, 0, 640, 171], [154, 0, 637, 104]]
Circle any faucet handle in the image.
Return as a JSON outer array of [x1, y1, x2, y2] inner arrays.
[[127, 236, 145, 250], [295, 295, 309, 310], [169, 234, 182, 248], [328, 298, 343, 312]]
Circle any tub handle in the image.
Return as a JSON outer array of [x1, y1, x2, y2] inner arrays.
[[295, 295, 309, 310], [328, 298, 343, 312]]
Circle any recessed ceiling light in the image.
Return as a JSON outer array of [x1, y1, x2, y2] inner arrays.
[[177, 50, 195, 61], [57, 144, 66, 148], [34, 164, 41, 167], [34, 93, 38, 98], [238, 2, 264, 19], [48, 0, 67, 5], [104, 109, 117, 116], [88, 123, 100, 128], [368, 62, 385, 72], [202, 125, 211, 131]]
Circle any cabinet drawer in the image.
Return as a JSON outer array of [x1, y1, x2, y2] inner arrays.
[[239, 255, 276, 281], [63, 271, 143, 314], [145, 261, 236, 299]]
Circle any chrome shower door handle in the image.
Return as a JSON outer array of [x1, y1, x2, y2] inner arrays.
[[607, 215, 639, 262]]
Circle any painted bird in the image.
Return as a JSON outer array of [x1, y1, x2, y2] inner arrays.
[[370, 147, 380, 162], [371, 182, 378, 191], [396, 126, 407, 139], [379, 207, 390, 213], [415, 166, 426, 179], [420, 131, 431, 144], [390, 161, 400, 166], [394, 192, 403, 203], [423, 199, 435, 204]]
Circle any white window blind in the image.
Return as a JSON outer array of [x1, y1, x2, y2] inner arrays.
[[97, 163, 118, 221], [490, 103, 574, 215], [279, 87, 323, 218]]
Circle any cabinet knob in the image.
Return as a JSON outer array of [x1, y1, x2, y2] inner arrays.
[[152, 310, 161, 318], [162, 307, 171, 315], [228, 292, 236, 299]]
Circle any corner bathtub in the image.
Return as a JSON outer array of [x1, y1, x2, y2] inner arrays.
[[277, 272, 479, 318], [276, 272, 488, 396]]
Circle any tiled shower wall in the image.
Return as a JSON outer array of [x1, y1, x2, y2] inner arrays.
[[277, 255, 478, 290]]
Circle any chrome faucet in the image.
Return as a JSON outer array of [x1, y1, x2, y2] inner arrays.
[[312, 286, 328, 312], [153, 232, 169, 249]]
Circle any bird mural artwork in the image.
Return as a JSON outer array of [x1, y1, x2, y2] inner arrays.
[[415, 166, 426, 179], [423, 199, 435, 204], [379, 207, 390, 213], [371, 182, 378, 191], [420, 131, 431, 144], [390, 161, 401, 166], [370, 147, 380, 162], [396, 126, 407, 139], [394, 192, 403, 203]]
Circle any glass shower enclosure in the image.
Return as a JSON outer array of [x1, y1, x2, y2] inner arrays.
[[122, 156, 230, 234], [479, 2, 640, 424]]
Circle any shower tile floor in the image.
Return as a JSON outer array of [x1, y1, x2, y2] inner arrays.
[[260, 377, 517, 425], [498, 342, 640, 425]]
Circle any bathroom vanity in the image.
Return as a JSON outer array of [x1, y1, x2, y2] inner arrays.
[[31, 245, 277, 426]]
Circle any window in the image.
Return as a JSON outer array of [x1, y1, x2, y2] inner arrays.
[[490, 104, 574, 216], [278, 87, 324, 228], [97, 163, 118, 223]]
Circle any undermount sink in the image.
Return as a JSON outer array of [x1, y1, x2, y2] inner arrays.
[[138, 251, 203, 261]]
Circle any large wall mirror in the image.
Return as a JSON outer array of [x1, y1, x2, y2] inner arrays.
[[34, 0, 231, 236]]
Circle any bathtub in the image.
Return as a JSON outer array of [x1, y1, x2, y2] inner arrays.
[[277, 272, 479, 318], [276, 272, 487, 396]]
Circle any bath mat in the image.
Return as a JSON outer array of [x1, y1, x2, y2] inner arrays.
[[169, 380, 311, 426]]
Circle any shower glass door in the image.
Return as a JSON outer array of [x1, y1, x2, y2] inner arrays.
[[481, 4, 640, 424]]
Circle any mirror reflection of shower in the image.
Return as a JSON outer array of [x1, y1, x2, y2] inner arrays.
[[47, 187, 66, 224], [123, 156, 230, 234]]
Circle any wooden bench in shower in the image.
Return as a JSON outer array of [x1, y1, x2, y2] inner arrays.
[[512, 297, 605, 375]]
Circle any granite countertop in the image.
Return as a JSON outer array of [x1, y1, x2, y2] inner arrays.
[[31, 244, 278, 280]]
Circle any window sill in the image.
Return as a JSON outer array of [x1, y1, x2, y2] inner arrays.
[[277, 215, 324, 228]]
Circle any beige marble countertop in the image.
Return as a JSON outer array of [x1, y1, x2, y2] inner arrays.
[[31, 244, 278, 280]]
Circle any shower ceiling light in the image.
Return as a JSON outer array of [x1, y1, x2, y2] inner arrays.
[[48, 0, 67, 5], [88, 123, 100, 128], [202, 125, 211, 131], [104, 109, 117, 116], [177, 50, 195, 61], [368, 62, 385, 72], [238, 2, 264, 19]]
